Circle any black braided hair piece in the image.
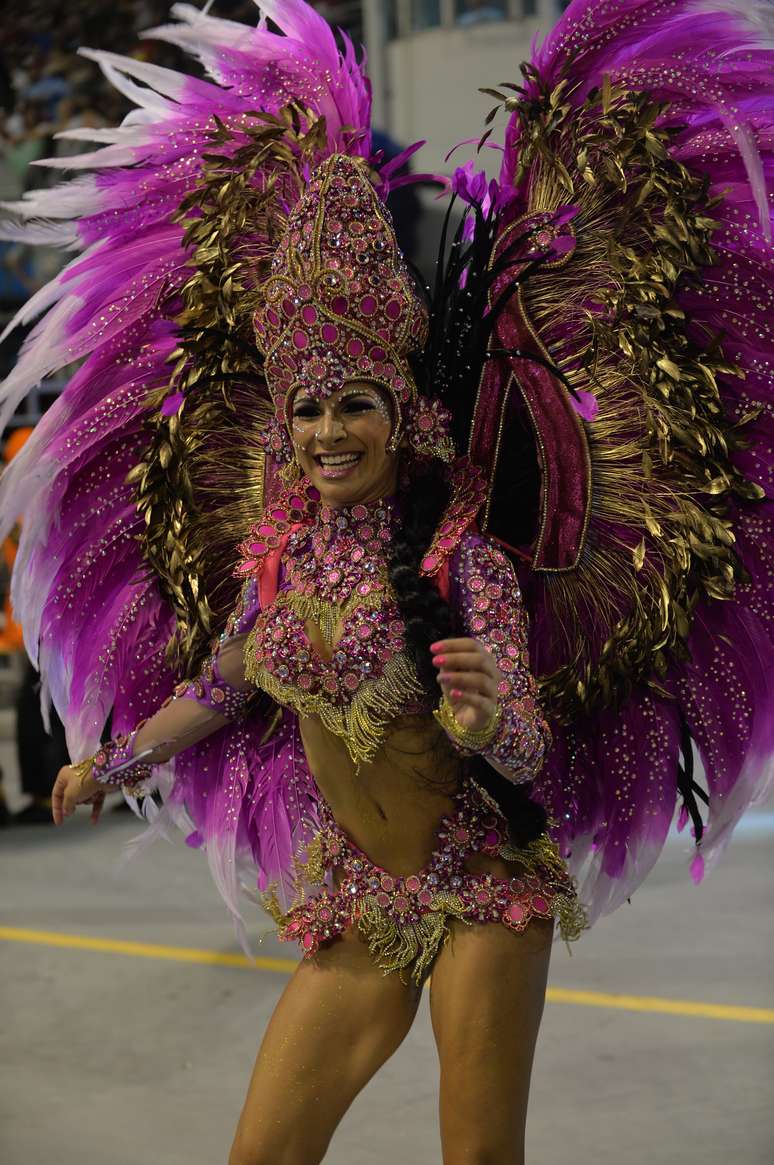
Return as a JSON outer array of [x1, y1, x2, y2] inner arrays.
[[388, 455, 547, 848]]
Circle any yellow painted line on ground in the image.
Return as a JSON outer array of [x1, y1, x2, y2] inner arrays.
[[0, 926, 296, 974], [545, 987, 774, 1025], [2, 925, 773, 1025]]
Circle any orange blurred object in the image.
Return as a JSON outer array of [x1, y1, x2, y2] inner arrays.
[[0, 427, 34, 652]]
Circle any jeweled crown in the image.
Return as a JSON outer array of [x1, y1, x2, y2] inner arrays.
[[254, 154, 429, 441]]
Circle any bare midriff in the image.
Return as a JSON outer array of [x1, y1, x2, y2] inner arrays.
[[297, 712, 462, 877]]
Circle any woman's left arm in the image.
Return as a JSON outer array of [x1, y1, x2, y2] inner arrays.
[[431, 535, 551, 784]]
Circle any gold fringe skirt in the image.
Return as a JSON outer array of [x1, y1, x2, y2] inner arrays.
[[264, 777, 585, 984]]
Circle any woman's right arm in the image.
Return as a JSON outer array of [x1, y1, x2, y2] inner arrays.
[[52, 583, 259, 825]]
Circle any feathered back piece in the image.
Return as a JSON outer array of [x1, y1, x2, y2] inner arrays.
[[0, 0, 420, 757], [431, 0, 774, 917]]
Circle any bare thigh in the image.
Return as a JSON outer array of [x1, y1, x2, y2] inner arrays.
[[430, 910, 553, 1165], [229, 925, 422, 1165]]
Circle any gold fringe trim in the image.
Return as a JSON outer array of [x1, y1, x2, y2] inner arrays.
[[243, 594, 427, 767], [499, 832, 587, 944], [267, 821, 586, 983], [266, 588, 387, 651], [355, 892, 469, 984], [479, 73, 758, 721]]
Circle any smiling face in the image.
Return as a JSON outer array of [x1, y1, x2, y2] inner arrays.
[[289, 381, 400, 507]]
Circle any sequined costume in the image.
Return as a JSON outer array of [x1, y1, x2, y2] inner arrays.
[[1, 0, 773, 973]]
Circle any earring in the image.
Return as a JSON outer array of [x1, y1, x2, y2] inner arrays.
[[279, 454, 302, 486]]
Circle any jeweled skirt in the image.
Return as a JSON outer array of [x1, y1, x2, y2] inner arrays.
[[264, 777, 586, 984]]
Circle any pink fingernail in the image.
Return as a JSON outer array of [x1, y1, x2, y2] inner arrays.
[[452, 689, 463, 698], [433, 655, 445, 666]]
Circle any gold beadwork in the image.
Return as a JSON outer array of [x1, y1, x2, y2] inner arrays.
[[268, 815, 585, 984], [433, 695, 502, 751], [355, 892, 469, 983], [244, 599, 427, 768], [478, 73, 757, 723], [279, 455, 302, 487], [71, 756, 95, 791]]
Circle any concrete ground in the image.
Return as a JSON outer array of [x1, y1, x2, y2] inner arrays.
[[1, 714, 773, 1164]]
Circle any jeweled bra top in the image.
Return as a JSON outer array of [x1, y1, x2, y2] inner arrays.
[[227, 467, 546, 780], [242, 496, 429, 766]]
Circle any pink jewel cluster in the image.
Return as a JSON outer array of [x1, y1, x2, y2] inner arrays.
[[257, 414, 295, 463], [449, 539, 551, 781], [419, 458, 488, 576], [253, 156, 428, 429], [404, 395, 456, 462], [174, 662, 251, 721], [252, 500, 411, 705], [92, 730, 151, 789], [277, 781, 568, 960], [523, 206, 578, 262], [235, 481, 321, 576]]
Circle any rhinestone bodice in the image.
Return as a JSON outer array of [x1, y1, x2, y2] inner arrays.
[[242, 496, 429, 764]]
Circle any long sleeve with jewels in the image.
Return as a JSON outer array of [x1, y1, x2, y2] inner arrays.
[[445, 534, 551, 783], [91, 584, 261, 788]]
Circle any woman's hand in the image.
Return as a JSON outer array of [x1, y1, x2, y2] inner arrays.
[[431, 637, 501, 734], [51, 764, 106, 826]]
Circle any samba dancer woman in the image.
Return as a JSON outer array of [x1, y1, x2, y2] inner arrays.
[[3, 2, 773, 1162]]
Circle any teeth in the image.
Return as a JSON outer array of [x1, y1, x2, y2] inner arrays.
[[319, 453, 361, 466]]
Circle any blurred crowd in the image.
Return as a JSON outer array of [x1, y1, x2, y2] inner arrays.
[[0, 1, 363, 297]]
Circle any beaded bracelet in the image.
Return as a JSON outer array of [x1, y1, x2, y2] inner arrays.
[[91, 730, 153, 790], [433, 695, 502, 752]]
